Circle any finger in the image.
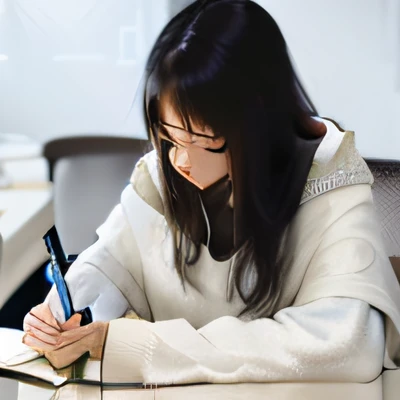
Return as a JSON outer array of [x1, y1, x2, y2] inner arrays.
[[61, 314, 82, 331], [23, 313, 60, 336], [30, 304, 60, 330], [24, 325, 60, 345], [24, 325, 89, 353], [45, 325, 107, 368], [52, 322, 102, 351], [45, 341, 89, 369], [22, 333, 57, 352], [55, 322, 107, 353], [53, 325, 93, 349]]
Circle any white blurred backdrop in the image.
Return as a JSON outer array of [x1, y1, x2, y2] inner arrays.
[[257, 0, 400, 159], [0, 0, 399, 158]]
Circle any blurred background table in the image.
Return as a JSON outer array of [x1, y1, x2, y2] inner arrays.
[[0, 134, 53, 320]]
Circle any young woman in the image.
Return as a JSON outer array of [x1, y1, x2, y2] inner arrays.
[[23, 0, 400, 384]]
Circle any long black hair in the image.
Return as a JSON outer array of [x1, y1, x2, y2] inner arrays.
[[144, 0, 326, 316]]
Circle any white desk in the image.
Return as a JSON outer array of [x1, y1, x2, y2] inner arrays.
[[0, 136, 54, 308], [1, 373, 399, 400], [0, 326, 398, 400], [0, 187, 54, 308]]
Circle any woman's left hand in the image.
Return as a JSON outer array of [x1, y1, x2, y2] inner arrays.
[[23, 303, 109, 369]]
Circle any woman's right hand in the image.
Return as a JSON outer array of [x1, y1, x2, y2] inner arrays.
[[23, 303, 82, 352], [23, 303, 109, 369]]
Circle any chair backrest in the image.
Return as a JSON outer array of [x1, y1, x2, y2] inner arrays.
[[0, 232, 2, 275], [43, 136, 150, 255], [365, 159, 400, 282]]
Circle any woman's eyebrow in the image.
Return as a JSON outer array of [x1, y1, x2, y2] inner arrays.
[[160, 120, 215, 139]]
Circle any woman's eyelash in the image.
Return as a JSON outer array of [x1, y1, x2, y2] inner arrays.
[[205, 142, 228, 153]]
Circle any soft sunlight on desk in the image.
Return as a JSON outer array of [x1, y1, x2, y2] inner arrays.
[[0, 188, 53, 309], [0, 137, 53, 308]]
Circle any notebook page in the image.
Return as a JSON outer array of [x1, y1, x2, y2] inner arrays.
[[0, 328, 41, 366]]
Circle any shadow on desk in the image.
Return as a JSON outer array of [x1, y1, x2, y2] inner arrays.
[[0, 262, 51, 330]]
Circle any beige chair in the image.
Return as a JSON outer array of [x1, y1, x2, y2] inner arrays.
[[366, 159, 400, 282], [43, 136, 150, 256], [365, 159, 400, 400]]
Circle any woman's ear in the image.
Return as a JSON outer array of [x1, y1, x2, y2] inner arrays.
[[321, 117, 345, 132], [309, 117, 327, 137]]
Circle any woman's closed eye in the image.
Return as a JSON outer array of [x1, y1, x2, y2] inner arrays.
[[160, 122, 226, 151], [205, 141, 228, 153], [165, 136, 227, 153]]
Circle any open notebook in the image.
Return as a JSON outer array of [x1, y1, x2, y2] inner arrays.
[[0, 328, 102, 387]]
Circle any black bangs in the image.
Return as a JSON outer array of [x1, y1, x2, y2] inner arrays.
[[158, 72, 248, 141], [147, 38, 250, 140]]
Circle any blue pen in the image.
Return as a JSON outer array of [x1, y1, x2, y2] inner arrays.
[[49, 254, 73, 321], [43, 227, 73, 321]]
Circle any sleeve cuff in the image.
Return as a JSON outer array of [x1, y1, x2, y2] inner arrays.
[[102, 318, 157, 384]]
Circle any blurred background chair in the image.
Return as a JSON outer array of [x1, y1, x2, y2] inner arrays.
[[0, 232, 2, 279], [43, 136, 150, 256], [365, 159, 400, 282]]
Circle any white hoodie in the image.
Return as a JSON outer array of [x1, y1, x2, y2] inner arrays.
[[45, 119, 400, 385]]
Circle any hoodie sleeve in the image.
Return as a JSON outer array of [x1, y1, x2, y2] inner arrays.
[[45, 186, 152, 323], [102, 298, 384, 385]]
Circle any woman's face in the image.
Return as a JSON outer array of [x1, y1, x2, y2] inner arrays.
[[159, 100, 230, 190]]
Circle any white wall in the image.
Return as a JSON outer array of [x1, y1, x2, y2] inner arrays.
[[0, 0, 398, 158], [0, 0, 169, 142], [256, 0, 400, 159]]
